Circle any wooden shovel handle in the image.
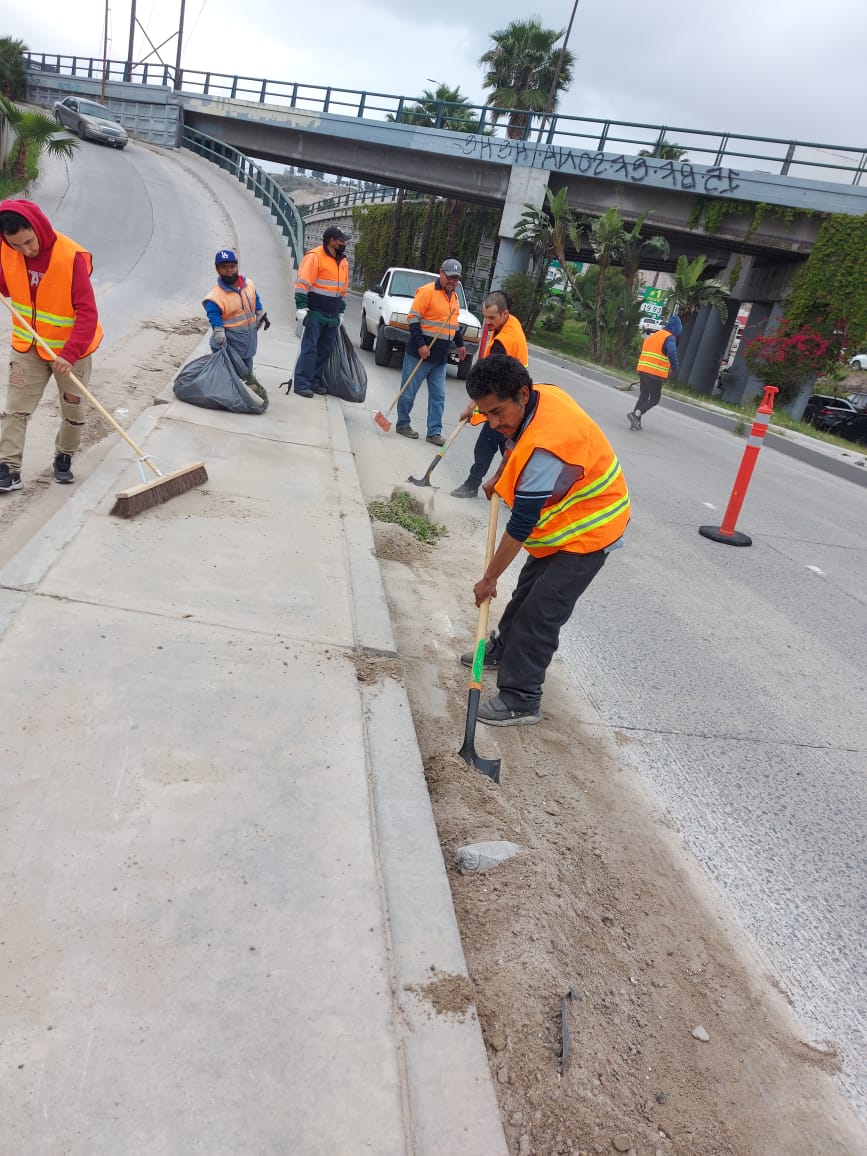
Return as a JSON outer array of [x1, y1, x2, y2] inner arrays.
[[470, 493, 501, 684]]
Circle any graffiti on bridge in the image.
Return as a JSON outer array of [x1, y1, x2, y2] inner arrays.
[[457, 137, 741, 196]]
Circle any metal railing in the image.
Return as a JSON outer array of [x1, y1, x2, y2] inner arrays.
[[26, 53, 867, 187], [298, 185, 428, 218], [181, 127, 303, 265]]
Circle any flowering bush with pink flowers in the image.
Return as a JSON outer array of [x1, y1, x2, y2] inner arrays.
[[743, 324, 830, 403]]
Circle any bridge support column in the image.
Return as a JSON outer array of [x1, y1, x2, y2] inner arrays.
[[726, 300, 782, 405], [686, 300, 739, 394], [490, 167, 550, 288]]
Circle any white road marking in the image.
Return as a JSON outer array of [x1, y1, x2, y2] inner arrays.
[[806, 565, 825, 575], [702, 502, 717, 509]]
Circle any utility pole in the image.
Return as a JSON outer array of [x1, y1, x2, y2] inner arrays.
[[173, 0, 186, 91], [101, 0, 110, 100], [125, 0, 136, 82], [536, 0, 579, 144]]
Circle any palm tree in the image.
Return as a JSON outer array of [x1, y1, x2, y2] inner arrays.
[[638, 139, 688, 161], [619, 212, 670, 294], [391, 84, 480, 134], [480, 18, 575, 140], [665, 254, 730, 323], [0, 96, 77, 184], [515, 186, 584, 298], [0, 37, 28, 100], [587, 208, 630, 361]]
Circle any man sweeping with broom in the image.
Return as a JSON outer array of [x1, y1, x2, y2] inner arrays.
[[460, 356, 630, 727], [0, 199, 102, 493]]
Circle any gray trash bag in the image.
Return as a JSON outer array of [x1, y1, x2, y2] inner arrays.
[[321, 324, 367, 402], [173, 346, 267, 414]]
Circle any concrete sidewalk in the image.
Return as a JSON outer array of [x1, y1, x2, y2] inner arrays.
[[0, 343, 507, 1148]]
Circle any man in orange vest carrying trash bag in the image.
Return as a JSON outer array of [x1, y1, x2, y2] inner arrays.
[[461, 356, 630, 727], [293, 226, 349, 398], [627, 314, 681, 430], [452, 290, 529, 498], [0, 199, 103, 492]]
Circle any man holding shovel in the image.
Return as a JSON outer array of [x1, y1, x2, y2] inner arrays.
[[0, 199, 102, 492], [395, 258, 466, 445], [460, 356, 630, 726]]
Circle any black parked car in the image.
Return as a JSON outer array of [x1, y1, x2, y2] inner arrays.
[[803, 394, 857, 427], [820, 412, 867, 446]]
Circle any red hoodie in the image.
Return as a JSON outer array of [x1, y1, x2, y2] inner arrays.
[[0, 198, 100, 363]]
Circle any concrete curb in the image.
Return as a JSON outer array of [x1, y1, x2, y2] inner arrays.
[[363, 678, 509, 1156], [529, 343, 867, 488]]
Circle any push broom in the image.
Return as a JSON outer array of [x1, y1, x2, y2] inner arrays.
[[1, 295, 207, 518]]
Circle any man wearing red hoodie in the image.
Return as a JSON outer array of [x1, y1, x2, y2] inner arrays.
[[0, 199, 102, 491]]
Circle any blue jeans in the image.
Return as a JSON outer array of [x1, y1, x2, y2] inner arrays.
[[295, 314, 340, 392], [396, 352, 447, 436], [468, 422, 506, 485]]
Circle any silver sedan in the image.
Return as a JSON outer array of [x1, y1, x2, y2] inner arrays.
[[53, 96, 128, 149]]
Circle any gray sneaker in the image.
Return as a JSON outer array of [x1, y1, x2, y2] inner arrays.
[[477, 694, 541, 727], [627, 411, 642, 431], [396, 425, 419, 439], [451, 479, 479, 498]]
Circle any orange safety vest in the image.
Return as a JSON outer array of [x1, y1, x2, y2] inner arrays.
[[408, 281, 460, 344], [495, 384, 630, 557], [295, 246, 348, 302], [636, 328, 672, 379], [479, 313, 528, 366], [470, 313, 530, 425], [203, 277, 258, 332], [2, 232, 103, 361]]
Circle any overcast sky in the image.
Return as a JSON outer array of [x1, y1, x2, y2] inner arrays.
[[11, 0, 867, 149]]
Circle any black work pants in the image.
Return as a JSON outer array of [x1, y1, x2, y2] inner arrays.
[[468, 423, 506, 485], [495, 548, 607, 710], [635, 372, 663, 416]]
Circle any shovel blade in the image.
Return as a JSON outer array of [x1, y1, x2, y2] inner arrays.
[[459, 687, 501, 783], [374, 410, 392, 432], [407, 473, 432, 487]]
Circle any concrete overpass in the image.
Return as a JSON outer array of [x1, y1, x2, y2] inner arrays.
[[23, 55, 867, 402]]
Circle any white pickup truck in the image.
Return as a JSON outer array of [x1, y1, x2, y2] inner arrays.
[[359, 266, 482, 380]]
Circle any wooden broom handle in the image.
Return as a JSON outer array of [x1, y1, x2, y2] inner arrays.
[[1, 294, 160, 474]]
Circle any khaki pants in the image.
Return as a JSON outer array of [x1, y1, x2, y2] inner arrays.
[[0, 348, 91, 471]]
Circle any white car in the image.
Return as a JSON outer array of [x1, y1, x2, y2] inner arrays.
[[53, 97, 128, 149], [359, 266, 481, 379], [848, 352, 867, 370]]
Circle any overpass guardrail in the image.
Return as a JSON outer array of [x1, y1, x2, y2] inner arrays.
[[27, 53, 867, 188], [181, 127, 303, 265]]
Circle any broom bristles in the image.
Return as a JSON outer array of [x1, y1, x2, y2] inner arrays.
[[110, 463, 208, 518], [373, 411, 392, 432]]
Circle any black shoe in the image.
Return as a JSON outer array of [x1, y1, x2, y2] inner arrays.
[[426, 433, 446, 446], [460, 632, 502, 669], [0, 463, 22, 492], [311, 384, 328, 395], [451, 479, 479, 498], [295, 387, 314, 399], [53, 453, 74, 484], [395, 425, 419, 439], [477, 693, 541, 727]]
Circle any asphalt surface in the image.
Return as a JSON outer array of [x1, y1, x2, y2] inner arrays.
[[340, 295, 867, 1121]]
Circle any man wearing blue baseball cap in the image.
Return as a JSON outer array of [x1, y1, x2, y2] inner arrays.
[[203, 249, 268, 400]]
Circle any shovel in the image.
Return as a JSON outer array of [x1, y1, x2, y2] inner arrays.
[[407, 417, 468, 487], [459, 492, 502, 783]]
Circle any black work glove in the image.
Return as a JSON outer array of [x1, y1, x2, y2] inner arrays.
[[257, 311, 271, 331]]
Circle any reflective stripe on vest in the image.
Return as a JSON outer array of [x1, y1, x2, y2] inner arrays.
[[1, 233, 103, 361], [408, 282, 459, 342], [204, 278, 258, 330], [495, 384, 631, 556], [636, 328, 671, 379], [295, 246, 349, 300]]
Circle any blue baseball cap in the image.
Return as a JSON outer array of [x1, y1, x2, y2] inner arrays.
[[215, 249, 237, 265]]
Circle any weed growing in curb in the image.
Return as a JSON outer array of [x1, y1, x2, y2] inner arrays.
[[368, 491, 448, 544]]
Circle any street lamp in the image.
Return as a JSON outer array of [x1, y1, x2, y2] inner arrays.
[[536, 0, 580, 144]]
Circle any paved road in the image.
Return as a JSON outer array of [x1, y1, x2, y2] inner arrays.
[[341, 294, 867, 1119]]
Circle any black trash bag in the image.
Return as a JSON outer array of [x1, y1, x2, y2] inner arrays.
[[173, 345, 267, 414], [320, 325, 368, 402]]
